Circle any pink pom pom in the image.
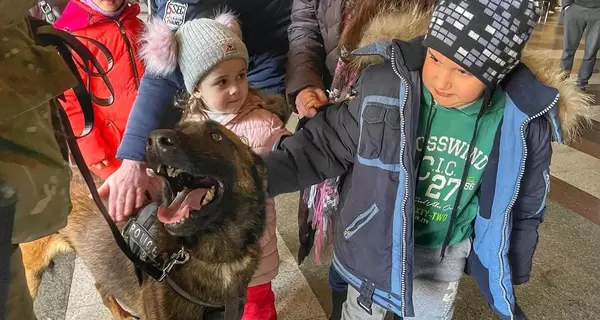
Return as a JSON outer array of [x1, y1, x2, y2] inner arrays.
[[138, 18, 178, 77], [214, 11, 242, 38]]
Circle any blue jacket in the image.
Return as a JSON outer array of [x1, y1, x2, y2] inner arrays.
[[263, 37, 582, 319], [116, 0, 291, 161]]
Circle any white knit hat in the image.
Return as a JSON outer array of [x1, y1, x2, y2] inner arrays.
[[139, 12, 249, 93]]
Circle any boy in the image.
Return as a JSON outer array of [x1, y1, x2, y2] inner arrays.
[[264, 0, 585, 319]]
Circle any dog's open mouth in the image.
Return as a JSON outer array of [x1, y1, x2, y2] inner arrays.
[[149, 165, 223, 226]]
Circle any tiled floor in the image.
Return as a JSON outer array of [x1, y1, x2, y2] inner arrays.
[[29, 9, 600, 320]]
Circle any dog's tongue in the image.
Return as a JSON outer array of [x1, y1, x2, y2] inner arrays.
[[157, 188, 208, 224]]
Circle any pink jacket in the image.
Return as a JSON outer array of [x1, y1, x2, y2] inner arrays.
[[191, 92, 290, 286]]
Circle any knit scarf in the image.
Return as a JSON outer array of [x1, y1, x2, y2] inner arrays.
[[303, 0, 359, 265], [82, 0, 126, 19]]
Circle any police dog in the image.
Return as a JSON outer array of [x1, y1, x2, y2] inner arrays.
[[20, 119, 269, 319]]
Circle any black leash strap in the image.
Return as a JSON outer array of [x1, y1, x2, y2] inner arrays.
[[70, 34, 115, 107], [31, 21, 115, 137]]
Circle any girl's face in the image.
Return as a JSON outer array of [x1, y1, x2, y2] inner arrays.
[[422, 48, 486, 108], [193, 59, 248, 114], [92, 0, 124, 13]]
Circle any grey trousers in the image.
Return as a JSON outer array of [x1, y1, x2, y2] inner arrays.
[[560, 4, 600, 88], [341, 238, 472, 320]]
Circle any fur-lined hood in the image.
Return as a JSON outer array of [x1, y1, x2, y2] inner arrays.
[[349, 4, 592, 143]]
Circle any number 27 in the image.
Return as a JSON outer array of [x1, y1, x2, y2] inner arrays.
[[425, 174, 461, 201]]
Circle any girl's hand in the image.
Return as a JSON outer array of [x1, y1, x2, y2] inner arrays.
[[92, 159, 109, 170]]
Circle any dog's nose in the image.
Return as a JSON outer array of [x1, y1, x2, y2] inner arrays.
[[147, 129, 179, 152]]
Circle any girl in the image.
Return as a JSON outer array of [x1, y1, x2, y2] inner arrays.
[[140, 14, 290, 319], [54, 0, 144, 179]]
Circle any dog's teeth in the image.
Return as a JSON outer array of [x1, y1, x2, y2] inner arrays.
[[185, 212, 190, 219], [201, 190, 214, 206], [157, 165, 164, 174], [173, 168, 182, 176], [211, 185, 216, 191], [146, 168, 156, 177]]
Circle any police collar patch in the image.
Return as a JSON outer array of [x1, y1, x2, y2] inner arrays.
[[164, 0, 188, 30]]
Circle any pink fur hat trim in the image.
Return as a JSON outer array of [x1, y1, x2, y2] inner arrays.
[[138, 18, 178, 77]]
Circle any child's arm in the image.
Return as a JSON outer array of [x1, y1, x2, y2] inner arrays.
[[263, 99, 360, 197], [509, 117, 552, 285], [116, 71, 182, 161]]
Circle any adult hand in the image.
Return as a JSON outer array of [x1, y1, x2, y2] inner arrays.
[[97, 159, 162, 221], [295, 87, 328, 118]]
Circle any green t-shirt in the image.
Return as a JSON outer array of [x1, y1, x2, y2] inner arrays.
[[414, 84, 506, 248]]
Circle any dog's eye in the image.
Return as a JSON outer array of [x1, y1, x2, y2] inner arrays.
[[212, 133, 222, 141]]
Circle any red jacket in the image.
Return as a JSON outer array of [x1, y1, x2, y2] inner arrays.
[[54, 0, 144, 179]]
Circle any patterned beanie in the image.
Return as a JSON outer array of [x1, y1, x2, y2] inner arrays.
[[139, 12, 249, 93], [422, 0, 540, 86]]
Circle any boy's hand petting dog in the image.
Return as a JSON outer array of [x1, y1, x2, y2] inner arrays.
[[296, 87, 328, 118]]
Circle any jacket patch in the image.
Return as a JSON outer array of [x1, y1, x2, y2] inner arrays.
[[164, 0, 188, 30]]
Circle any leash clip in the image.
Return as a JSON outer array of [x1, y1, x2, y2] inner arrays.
[[159, 246, 190, 281]]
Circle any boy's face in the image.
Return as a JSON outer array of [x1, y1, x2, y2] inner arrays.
[[422, 48, 486, 108]]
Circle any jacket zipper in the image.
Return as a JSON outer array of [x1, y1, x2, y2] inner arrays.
[[497, 93, 559, 319], [115, 20, 140, 89], [390, 45, 410, 316]]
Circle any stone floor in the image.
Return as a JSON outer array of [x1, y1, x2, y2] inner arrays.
[[29, 10, 600, 320]]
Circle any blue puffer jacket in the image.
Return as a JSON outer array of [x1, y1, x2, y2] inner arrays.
[[116, 0, 291, 161], [264, 36, 586, 319]]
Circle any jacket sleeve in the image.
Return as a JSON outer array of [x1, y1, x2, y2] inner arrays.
[[60, 88, 109, 166], [263, 98, 360, 197], [116, 71, 181, 161], [509, 117, 552, 285], [285, 0, 326, 107]]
